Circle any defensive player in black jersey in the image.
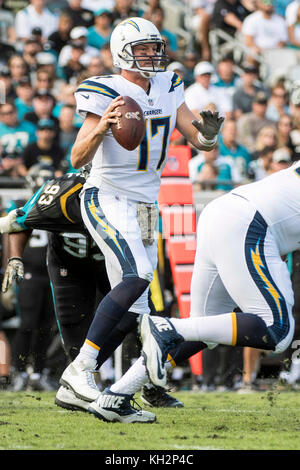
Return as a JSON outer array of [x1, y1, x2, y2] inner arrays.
[[1, 172, 185, 412], [11, 228, 56, 392]]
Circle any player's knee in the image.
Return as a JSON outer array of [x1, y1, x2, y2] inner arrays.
[[139, 271, 153, 283], [124, 257, 153, 284], [107, 276, 150, 315], [236, 311, 294, 353], [124, 270, 153, 284], [273, 316, 295, 354], [122, 275, 150, 295], [236, 312, 277, 350]]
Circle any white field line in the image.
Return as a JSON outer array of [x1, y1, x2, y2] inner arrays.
[[211, 407, 300, 413], [172, 444, 221, 450]]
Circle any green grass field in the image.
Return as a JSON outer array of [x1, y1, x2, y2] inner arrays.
[[0, 390, 299, 451]]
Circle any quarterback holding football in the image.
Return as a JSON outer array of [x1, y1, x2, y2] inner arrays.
[[56, 16, 224, 423]]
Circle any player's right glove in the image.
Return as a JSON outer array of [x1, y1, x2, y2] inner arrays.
[[2, 257, 24, 293]]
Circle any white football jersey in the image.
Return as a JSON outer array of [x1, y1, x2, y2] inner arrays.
[[232, 161, 300, 255], [75, 72, 185, 203]]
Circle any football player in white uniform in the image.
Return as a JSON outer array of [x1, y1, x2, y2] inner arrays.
[[59, 17, 224, 422], [140, 161, 299, 388]]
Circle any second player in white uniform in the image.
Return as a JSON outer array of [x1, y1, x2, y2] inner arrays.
[[140, 163, 298, 388]]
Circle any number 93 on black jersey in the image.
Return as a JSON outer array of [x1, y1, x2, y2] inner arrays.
[[15, 173, 86, 233]]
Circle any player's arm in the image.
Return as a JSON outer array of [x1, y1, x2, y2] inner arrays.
[[176, 102, 224, 151], [8, 231, 31, 258], [1, 231, 31, 293], [70, 96, 125, 169]]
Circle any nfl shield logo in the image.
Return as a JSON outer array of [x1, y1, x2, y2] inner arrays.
[[60, 268, 68, 277], [148, 98, 154, 106]]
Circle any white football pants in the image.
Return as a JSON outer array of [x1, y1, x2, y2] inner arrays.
[[190, 192, 294, 353], [81, 187, 157, 315]]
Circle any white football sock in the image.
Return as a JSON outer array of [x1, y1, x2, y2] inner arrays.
[[110, 355, 174, 395], [110, 356, 148, 395], [74, 339, 99, 363], [170, 312, 236, 346], [99, 357, 115, 381]]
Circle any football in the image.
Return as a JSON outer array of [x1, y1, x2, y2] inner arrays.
[[111, 96, 146, 151]]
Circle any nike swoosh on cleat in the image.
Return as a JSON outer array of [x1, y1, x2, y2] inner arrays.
[[156, 352, 164, 380], [81, 94, 90, 99]]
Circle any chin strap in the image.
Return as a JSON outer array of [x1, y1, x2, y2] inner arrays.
[[140, 70, 157, 78]]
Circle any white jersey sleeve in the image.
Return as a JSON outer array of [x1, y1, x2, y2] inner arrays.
[[75, 76, 120, 118], [172, 72, 185, 109]]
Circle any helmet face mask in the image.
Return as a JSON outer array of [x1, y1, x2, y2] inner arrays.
[[123, 39, 168, 76], [110, 18, 169, 77]]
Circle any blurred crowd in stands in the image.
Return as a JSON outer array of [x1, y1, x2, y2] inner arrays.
[[1, 0, 300, 183], [0, 0, 300, 393]]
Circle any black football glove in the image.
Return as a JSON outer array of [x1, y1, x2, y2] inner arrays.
[[2, 257, 24, 293], [192, 110, 225, 141]]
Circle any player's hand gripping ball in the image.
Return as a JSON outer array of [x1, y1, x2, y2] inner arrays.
[[111, 96, 146, 151]]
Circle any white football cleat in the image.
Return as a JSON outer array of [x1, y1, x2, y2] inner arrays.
[[140, 315, 183, 387], [88, 388, 156, 423], [55, 386, 91, 412], [59, 358, 100, 402]]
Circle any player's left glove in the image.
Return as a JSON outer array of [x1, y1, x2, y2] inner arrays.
[[192, 110, 224, 148], [2, 257, 24, 293]]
